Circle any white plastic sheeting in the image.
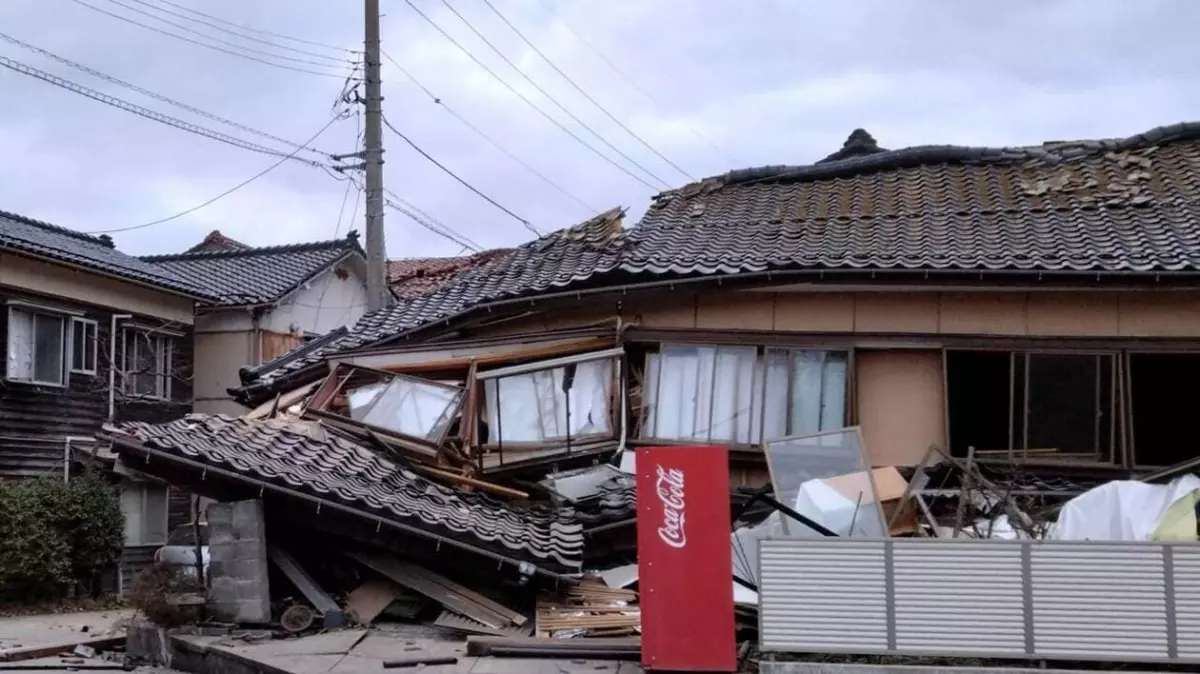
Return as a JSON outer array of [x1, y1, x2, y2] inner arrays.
[[1052, 475, 1200, 541]]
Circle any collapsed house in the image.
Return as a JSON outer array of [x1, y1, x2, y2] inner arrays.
[[96, 121, 1200, 662]]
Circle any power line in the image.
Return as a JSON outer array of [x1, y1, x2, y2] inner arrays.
[[95, 0, 353, 70], [85, 116, 342, 234], [117, 0, 353, 64], [0, 31, 334, 160], [381, 48, 597, 216], [384, 188, 483, 251], [479, 0, 694, 182], [0, 55, 332, 167], [434, 0, 672, 189], [156, 0, 357, 54], [67, 0, 352, 79], [398, 0, 658, 191], [386, 199, 483, 253], [382, 114, 541, 238], [534, 0, 736, 165]]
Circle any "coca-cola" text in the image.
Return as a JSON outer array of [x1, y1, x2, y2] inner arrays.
[[655, 465, 687, 549]]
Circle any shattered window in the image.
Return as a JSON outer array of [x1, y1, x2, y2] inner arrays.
[[358, 376, 461, 441], [764, 428, 887, 538], [483, 358, 614, 444], [642, 344, 847, 444]]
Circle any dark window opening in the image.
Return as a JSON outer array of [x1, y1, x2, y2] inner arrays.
[[1130, 353, 1200, 467], [946, 351, 1011, 457], [947, 350, 1115, 462]]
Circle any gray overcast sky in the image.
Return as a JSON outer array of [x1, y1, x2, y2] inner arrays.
[[1, 0, 1198, 258]]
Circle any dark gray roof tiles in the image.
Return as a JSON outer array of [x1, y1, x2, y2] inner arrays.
[[109, 414, 584, 571], [239, 121, 1200, 393], [0, 209, 213, 298], [141, 232, 364, 306]]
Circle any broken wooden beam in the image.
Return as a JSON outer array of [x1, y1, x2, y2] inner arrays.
[[268, 545, 346, 629]]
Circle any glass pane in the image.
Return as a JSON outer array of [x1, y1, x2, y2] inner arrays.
[[71, 320, 87, 371], [347, 382, 387, 420], [33, 314, 63, 384], [753, 349, 790, 442], [143, 486, 169, 545], [7, 309, 33, 380], [120, 487, 143, 545], [135, 336, 158, 396], [790, 351, 824, 434], [820, 352, 848, 430], [486, 359, 614, 443], [765, 429, 886, 538], [707, 346, 756, 443], [361, 376, 461, 440]]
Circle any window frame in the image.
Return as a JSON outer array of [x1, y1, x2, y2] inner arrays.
[[121, 328, 174, 401], [69, 317, 99, 376], [5, 305, 69, 387]]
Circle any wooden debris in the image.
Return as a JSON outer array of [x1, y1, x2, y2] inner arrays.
[[344, 579, 402, 625]]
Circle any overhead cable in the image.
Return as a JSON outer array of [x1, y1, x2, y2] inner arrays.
[[68, 0, 352, 79], [434, 0, 671, 189], [534, 0, 736, 164], [94, 0, 353, 69], [381, 49, 597, 215], [382, 114, 541, 237], [398, 0, 658, 191], [155, 0, 358, 54], [386, 200, 483, 253], [479, 0, 694, 181], [0, 31, 334, 160], [0, 55, 332, 167], [85, 116, 342, 234], [117, 0, 353, 64], [384, 187, 483, 252]]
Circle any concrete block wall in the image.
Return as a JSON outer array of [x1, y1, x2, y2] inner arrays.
[[205, 499, 271, 623]]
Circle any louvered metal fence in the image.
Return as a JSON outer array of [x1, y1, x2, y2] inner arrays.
[[758, 538, 1200, 664]]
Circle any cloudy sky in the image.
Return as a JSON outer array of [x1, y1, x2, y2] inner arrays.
[[1, 0, 1198, 258]]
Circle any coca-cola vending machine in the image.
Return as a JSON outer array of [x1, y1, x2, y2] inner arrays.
[[636, 445, 736, 672]]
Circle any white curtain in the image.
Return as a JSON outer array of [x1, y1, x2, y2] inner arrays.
[[485, 359, 613, 443], [644, 345, 848, 444]]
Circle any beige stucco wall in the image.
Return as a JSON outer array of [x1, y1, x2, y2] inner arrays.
[[475, 289, 1200, 339], [193, 331, 254, 406], [264, 265, 368, 335], [0, 252, 195, 323], [855, 350, 946, 467]]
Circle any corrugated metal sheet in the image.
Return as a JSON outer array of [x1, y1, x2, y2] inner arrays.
[[759, 539, 887, 652], [1030, 544, 1167, 659], [759, 538, 1199, 665], [1172, 546, 1200, 659], [892, 540, 1024, 654]]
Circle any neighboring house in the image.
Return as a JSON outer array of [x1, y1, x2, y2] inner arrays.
[[388, 250, 512, 299], [0, 209, 210, 588], [232, 121, 1200, 481], [142, 231, 369, 416]]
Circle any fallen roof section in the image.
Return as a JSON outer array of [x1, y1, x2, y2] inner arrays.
[[141, 232, 365, 306], [388, 249, 514, 299], [105, 414, 584, 573]]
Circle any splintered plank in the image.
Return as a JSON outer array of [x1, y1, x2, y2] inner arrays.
[[345, 551, 521, 629]]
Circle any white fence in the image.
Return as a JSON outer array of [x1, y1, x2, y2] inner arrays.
[[758, 538, 1200, 664]]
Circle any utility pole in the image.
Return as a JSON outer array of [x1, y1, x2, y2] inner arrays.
[[363, 0, 388, 312]]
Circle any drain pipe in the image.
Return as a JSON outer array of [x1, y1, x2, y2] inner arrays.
[[109, 314, 133, 422]]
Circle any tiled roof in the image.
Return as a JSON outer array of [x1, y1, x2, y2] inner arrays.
[[0, 209, 212, 298], [239, 121, 1200, 393], [185, 230, 252, 254], [387, 250, 513, 300], [142, 232, 364, 306], [107, 414, 584, 572], [238, 209, 627, 391]]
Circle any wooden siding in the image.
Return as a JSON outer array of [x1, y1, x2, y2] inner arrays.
[[0, 286, 193, 477]]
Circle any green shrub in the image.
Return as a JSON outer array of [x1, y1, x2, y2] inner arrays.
[[0, 471, 125, 602]]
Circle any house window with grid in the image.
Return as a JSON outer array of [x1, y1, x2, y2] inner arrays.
[[6, 306, 68, 386], [123, 329, 173, 400], [641, 344, 848, 445]]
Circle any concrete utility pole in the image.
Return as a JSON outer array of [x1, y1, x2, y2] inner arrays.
[[363, 0, 388, 312]]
